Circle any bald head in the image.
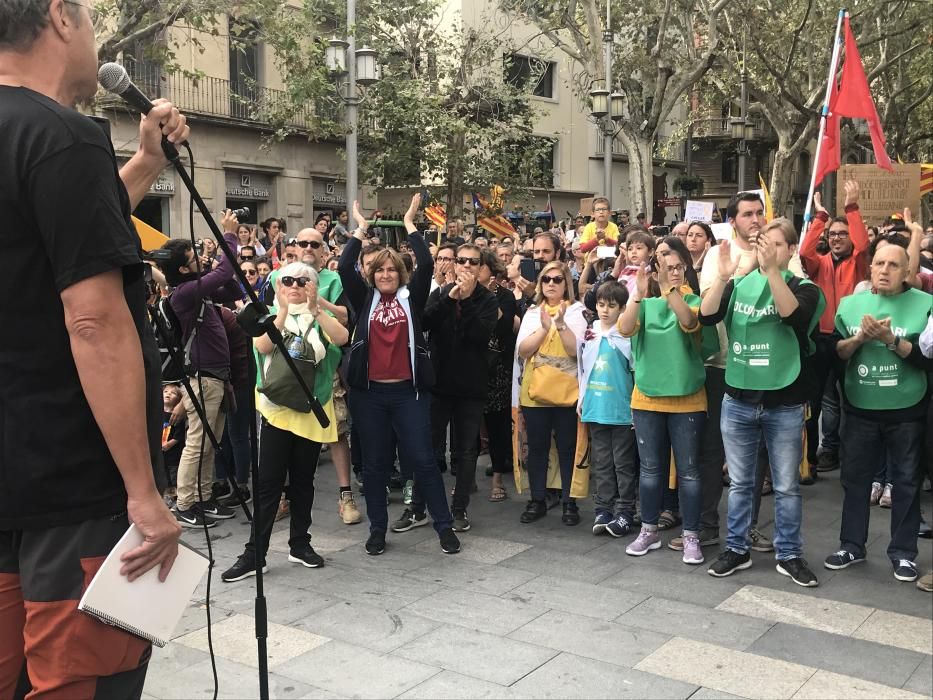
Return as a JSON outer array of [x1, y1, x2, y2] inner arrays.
[[296, 227, 326, 270], [870, 242, 909, 295]]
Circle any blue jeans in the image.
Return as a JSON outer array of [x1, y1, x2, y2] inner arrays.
[[215, 382, 253, 486], [840, 413, 923, 563], [632, 410, 705, 532], [348, 382, 452, 534], [721, 396, 806, 560]]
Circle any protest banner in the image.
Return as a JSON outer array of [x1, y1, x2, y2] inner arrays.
[[684, 200, 715, 223], [835, 163, 921, 226]]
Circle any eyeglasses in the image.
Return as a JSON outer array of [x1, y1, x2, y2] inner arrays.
[[827, 231, 850, 239], [296, 240, 323, 249], [456, 256, 481, 266], [665, 264, 686, 274], [281, 276, 310, 288], [593, 207, 610, 213], [243, 269, 258, 277], [540, 275, 564, 285], [63, 0, 98, 23]]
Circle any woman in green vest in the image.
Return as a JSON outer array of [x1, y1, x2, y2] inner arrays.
[[619, 238, 708, 566]]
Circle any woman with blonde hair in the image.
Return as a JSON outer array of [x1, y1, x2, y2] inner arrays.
[[513, 261, 587, 525]]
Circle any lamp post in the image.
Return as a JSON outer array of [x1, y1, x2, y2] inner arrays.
[[587, 1, 620, 205], [324, 3, 380, 208]]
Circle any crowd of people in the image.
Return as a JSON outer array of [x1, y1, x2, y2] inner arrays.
[[150, 186, 933, 593]]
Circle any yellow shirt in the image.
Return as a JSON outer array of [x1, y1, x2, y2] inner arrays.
[[520, 304, 575, 407]]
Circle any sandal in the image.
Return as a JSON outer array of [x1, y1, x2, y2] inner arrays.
[[658, 510, 682, 531], [488, 486, 508, 502]]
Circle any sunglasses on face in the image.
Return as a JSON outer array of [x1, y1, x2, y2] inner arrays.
[[296, 240, 323, 249], [240, 254, 255, 260], [457, 256, 481, 266], [540, 275, 564, 285], [281, 276, 310, 288], [243, 269, 258, 277]]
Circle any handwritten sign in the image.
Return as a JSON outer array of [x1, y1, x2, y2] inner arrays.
[[684, 200, 715, 223], [835, 164, 921, 226]]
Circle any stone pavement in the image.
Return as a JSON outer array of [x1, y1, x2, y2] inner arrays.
[[144, 454, 933, 699]]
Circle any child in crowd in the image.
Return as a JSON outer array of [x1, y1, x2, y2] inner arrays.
[[578, 282, 638, 537], [617, 230, 656, 297], [161, 383, 187, 508]]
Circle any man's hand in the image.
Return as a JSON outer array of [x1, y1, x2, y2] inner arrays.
[[458, 269, 477, 298], [861, 315, 894, 343], [717, 239, 740, 280], [435, 259, 453, 282], [220, 210, 238, 232], [138, 99, 190, 165], [122, 491, 182, 582], [843, 180, 860, 208], [813, 192, 827, 216], [352, 200, 369, 234], [169, 400, 185, 425]]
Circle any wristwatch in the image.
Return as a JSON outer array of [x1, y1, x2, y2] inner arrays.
[[885, 336, 901, 351]]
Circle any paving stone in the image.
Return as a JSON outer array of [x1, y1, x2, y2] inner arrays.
[[405, 556, 537, 596], [747, 623, 927, 687], [600, 562, 744, 607], [146, 643, 210, 677], [268, 528, 366, 555], [173, 613, 329, 669], [634, 637, 814, 699], [510, 651, 698, 699], [791, 669, 927, 699], [143, 656, 315, 699], [504, 573, 647, 621], [393, 624, 556, 685], [404, 587, 547, 635], [903, 659, 933, 697], [412, 533, 533, 564], [299, 568, 442, 611], [274, 639, 439, 698], [293, 599, 440, 653], [171, 604, 236, 639], [805, 569, 933, 618], [688, 689, 744, 699], [851, 608, 933, 656], [716, 584, 873, 636], [616, 596, 773, 650], [498, 546, 626, 583], [509, 609, 670, 668], [325, 547, 439, 576], [210, 580, 341, 624], [397, 670, 528, 699]]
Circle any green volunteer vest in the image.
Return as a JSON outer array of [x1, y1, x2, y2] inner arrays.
[[724, 270, 824, 391], [834, 288, 932, 411], [632, 293, 705, 397]]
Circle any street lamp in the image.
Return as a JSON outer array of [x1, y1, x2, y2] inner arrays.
[[325, 37, 348, 75], [588, 81, 624, 203]]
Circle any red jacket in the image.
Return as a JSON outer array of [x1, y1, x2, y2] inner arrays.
[[800, 204, 870, 334]]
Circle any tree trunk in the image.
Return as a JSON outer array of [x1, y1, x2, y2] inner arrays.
[[769, 144, 795, 219], [617, 129, 653, 218]]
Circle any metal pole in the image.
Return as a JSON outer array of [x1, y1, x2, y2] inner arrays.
[[737, 65, 748, 190], [346, 0, 358, 206], [603, 2, 612, 203]]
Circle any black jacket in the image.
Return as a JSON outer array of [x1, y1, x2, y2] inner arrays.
[[338, 232, 434, 391], [423, 283, 499, 399]]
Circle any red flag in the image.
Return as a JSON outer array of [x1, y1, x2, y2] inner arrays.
[[813, 74, 841, 187], [833, 16, 893, 171]]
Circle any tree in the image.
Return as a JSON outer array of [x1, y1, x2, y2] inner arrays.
[[498, 0, 734, 216]]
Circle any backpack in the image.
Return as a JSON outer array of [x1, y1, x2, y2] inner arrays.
[[151, 294, 206, 382]]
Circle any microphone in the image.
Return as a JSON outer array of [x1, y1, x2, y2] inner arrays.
[[98, 62, 154, 114]]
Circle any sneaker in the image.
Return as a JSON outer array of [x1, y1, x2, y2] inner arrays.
[[592, 511, 613, 535], [561, 502, 581, 526], [353, 469, 364, 488], [870, 481, 883, 506], [669, 527, 719, 551], [288, 544, 324, 568], [920, 517, 932, 539], [403, 480, 413, 505], [221, 553, 267, 582], [452, 510, 471, 532], [917, 571, 933, 592], [174, 505, 216, 529], [338, 491, 362, 525], [893, 559, 919, 582], [816, 451, 839, 472], [439, 528, 461, 554], [218, 486, 251, 508], [365, 530, 386, 555], [776, 558, 819, 587], [625, 527, 661, 556], [879, 483, 893, 508], [201, 497, 235, 520], [682, 533, 704, 565], [605, 514, 634, 538], [520, 500, 547, 524], [389, 472, 403, 490], [213, 481, 232, 500], [390, 508, 428, 533], [824, 549, 865, 570], [708, 550, 752, 577], [750, 528, 774, 552]]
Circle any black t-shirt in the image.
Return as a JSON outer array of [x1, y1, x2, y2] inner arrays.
[[0, 87, 164, 530]]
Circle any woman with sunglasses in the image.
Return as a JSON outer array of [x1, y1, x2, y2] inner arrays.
[[338, 195, 461, 556], [513, 260, 587, 525], [222, 262, 348, 581], [619, 239, 708, 565]]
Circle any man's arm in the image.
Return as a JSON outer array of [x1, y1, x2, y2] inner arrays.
[[799, 213, 827, 276], [61, 271, 181, 581], [118, 100, 190, 210]]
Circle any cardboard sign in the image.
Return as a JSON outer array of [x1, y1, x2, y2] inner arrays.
[[579, 197, 594, 217], [684, 200, 715, 223], [711, 223, 734, 241], [835, 164, 921, 226]]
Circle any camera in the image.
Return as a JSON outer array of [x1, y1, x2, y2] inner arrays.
[[194, 241, 204, 255], [229, 206, 250, 221]]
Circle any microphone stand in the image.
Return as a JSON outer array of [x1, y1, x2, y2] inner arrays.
[[160, 135, 329, 700]]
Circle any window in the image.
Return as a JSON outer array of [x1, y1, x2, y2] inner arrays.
[[721, 152, 737, 184], [506, 136, 556, 188], [505, 54, 555, 99], [229, 17, 260, 119]]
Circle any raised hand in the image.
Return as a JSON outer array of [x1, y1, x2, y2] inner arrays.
[[756, 235, 778, 274], [717, 239, 740, 280], [404, 193, 422, 227], [813, 191, 827, 215], [458, 269, 478, 298], [540, 305, 553, 331], [352, 200, 369, 232], [220, 210, 238, 232], [843, 180, 860, 207], [634, 264, 649, 301]]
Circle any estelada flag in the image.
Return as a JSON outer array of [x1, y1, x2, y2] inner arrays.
[[472, 191, 515, 239], [921, 165, 933, 196]]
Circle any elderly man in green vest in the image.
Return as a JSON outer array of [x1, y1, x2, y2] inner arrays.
[[823, 243, 933, 583]]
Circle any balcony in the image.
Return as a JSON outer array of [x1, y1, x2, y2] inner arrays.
[[692, 114, 774, 141], [101, 62, 335, 133]]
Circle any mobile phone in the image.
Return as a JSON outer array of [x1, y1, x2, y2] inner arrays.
[[596, 245, 616, 260], [519, 257, 540, 283]]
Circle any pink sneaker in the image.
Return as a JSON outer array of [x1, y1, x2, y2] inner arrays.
[[625, 527, 661, 556], [682, 533, 704, 565], [870, 482, 883, 506]]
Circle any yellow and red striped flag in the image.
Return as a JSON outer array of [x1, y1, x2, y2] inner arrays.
[[921, 164, 933, 196], [472, 191, 515, 239], [424, 204, 447, 228]]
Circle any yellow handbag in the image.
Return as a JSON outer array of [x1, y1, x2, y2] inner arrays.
[[527, 333, 579, 407]]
